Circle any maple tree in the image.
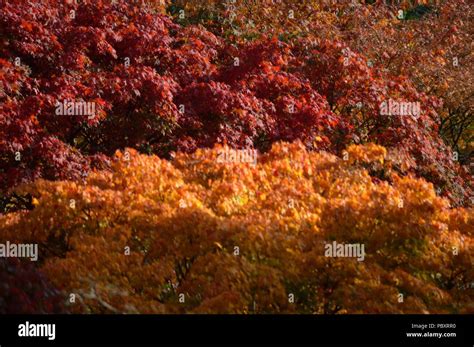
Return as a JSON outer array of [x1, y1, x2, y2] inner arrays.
[[165, 0, 473, 204], [0, 0, 472, 315], [331, 1, 473, 164], [0, 144, 472, 313], [1, 0, 470, 209]]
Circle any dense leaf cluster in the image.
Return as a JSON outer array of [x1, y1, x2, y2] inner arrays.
[[1, 144, 472, 313], [0, 0, 472, 314], [0, 0, 470, 204]]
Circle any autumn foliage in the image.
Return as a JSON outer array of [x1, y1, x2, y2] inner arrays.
[[1, 144, 472, 313], [0, 0, 472, 314], [0, 0, 471, 203]]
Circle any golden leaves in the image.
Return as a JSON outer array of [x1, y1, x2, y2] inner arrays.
[[346, 143, 387, 165], [0, 142, 472, 313]]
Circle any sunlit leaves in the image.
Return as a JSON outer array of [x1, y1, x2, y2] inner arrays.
[[1, 143, 472, 313]]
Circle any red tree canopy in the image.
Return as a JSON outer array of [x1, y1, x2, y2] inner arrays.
[[0, 0, 470, 204]]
